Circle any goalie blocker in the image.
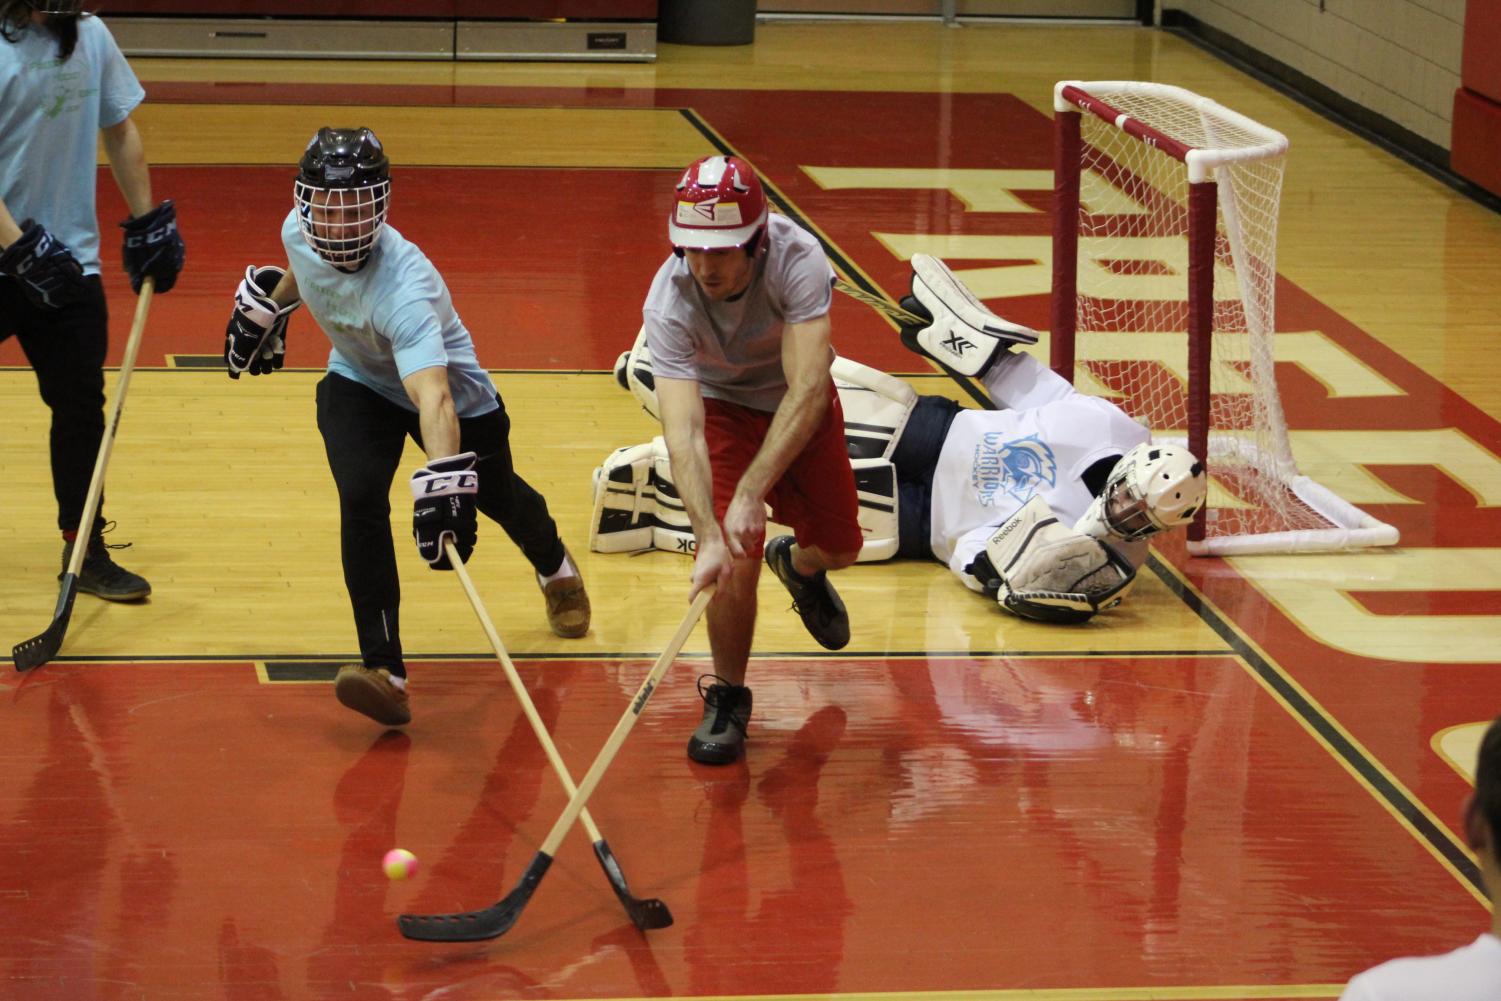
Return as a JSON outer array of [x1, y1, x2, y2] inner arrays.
[[897, 254, 1039, 378]]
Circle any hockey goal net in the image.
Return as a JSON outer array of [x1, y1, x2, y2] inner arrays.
[[1049, 80, 1397, 556]]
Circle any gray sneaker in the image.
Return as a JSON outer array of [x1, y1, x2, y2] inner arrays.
[[61, 530, 151, 602], [688, 675, 752, 765]]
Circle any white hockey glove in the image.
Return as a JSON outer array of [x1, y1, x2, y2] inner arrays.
[[226, 265, 301, 378]]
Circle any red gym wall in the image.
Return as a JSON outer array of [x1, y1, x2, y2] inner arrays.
[[1452, 0, 1501, 197], [97, 2, 657, 17]]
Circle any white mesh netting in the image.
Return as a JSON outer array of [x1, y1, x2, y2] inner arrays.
[[1060, 82, 1396, 555]]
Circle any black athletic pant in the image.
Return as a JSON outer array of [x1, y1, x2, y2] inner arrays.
[[0, 275, 110, 536], [889, 394, 961, 560], [315, 372, 566, 675]]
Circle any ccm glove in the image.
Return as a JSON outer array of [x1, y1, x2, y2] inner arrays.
[[119, 200, 185, 294], [225, 265, 300, 378], [0, 219, 87, 309], [411, 452, 478, 570]]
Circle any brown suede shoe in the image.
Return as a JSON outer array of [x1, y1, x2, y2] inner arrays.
[[334, 664, 411, 727], [538, 550, 591, 638]]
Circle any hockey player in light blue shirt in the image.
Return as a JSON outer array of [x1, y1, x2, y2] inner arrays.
[[0, 0, 184, 601], [222, 127, 590, 727]]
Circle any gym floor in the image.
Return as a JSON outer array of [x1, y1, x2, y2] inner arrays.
[[1, 19, 1497, 1001]]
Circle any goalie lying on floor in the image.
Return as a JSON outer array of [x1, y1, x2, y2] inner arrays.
[[593, 254, 1207, 624]]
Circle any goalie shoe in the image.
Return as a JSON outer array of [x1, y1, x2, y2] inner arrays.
[[899, 254, 1039, 378]]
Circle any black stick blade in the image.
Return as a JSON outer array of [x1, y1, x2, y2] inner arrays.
[[397, 852, 551, 942], [593, 840, 672, 930], [13, 575, 78, 673]]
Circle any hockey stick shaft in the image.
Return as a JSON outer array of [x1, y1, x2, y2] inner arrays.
[[443, 542, 671, 928], [397, 585, 711, 941], [833, 276, 927, 326], [533, 585, 712, 859], [13, 279, 153, 672], [445, 541, 611, 846]]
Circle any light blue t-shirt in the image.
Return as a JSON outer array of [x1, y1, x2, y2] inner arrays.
[[281, 211, 499, 418], [0, 15, 143, 274]]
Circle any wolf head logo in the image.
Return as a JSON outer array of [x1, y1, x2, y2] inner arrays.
[[972, 433, 1058, 507]]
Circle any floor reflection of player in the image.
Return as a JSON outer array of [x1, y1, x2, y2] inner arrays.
[[8, 680, 183, 994], [308, 729, 410, 1001], [685, 706, 853, 996]]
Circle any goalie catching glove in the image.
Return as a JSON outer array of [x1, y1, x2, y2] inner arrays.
[[226, 265, 300, 378], [964, 495, 1137, 624], [411, 452, 478, 570]]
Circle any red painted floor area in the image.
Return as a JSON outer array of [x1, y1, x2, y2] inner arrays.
[[5, 81, 1500, 999], [0, 658, 1483, 1000]]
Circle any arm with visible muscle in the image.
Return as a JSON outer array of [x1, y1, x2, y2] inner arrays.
[[721, 314, 834, 556], [657, 375, 730, 597], [100, 116, 154, 218], [402, 365, 461, 460]]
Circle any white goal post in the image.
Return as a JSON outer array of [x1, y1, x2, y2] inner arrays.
[[1049, 80, 1398, 556]]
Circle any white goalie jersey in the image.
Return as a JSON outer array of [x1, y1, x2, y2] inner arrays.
[[592, 327, 915, 562], [934, 393, 1151, 591]]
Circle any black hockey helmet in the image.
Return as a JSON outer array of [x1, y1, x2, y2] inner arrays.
[[293, 127, 391, 271], [296, 126, 389, 191]]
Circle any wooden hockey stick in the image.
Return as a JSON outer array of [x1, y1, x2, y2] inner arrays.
[[398, 584, 714, 942], [14, 278, 153, 672], [832, 276, 928, 326], [443, 542, 671, 931]]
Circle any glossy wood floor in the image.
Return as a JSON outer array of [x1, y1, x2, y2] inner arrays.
[[1, 20, 1497, 1001]]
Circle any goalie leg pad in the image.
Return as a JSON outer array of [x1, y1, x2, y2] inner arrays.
[[612, 326, 660, 420], [851, 457, 899, 562], [974, 495, 1137, 624], [648, 447, 697, 555], [589, 440, 661, 554], [831, 355, 918, 461], [907, 254, 1039, 378]]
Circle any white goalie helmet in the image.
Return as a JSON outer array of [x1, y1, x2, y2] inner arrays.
[[1078, 443, 1207, 543]]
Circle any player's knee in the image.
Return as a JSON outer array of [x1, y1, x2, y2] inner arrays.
[[825, 548, 860, 571]]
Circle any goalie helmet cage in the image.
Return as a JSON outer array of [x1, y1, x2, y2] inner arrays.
[[1048, 80, 1398, 556]]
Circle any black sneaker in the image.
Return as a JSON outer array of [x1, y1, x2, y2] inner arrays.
[[764, 535, 849, 651], [62, 528, 151, 602], [688, 674, 753, 765]]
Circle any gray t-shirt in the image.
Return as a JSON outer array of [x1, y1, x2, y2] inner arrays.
[[642, 213, 834, 413]]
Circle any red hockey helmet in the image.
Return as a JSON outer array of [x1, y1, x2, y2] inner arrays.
[[668, 155, 768, 252]]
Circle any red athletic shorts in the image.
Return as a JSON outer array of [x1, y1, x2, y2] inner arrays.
[[702, 390, 862, 560]]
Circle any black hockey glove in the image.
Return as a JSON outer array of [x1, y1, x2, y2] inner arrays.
[[225, 265, 299, 378], [0, 219, 87, 310], [411, 452, 478, 570], [119, 200, 185, 294]]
